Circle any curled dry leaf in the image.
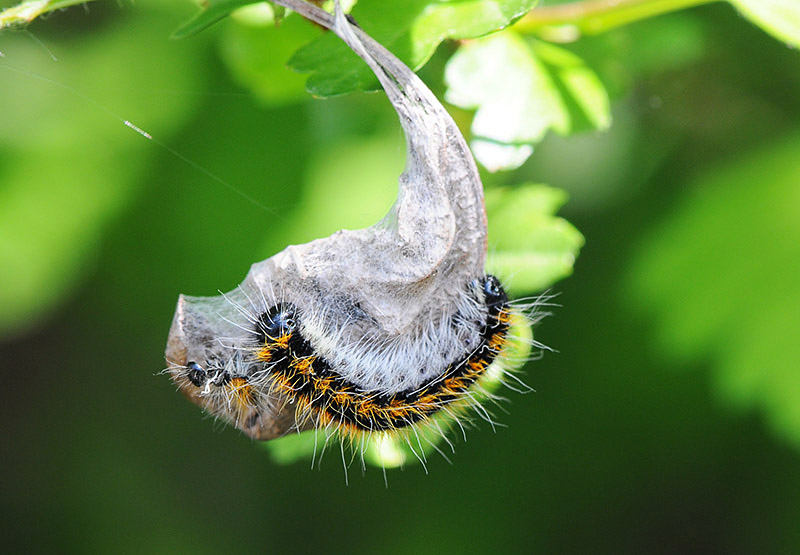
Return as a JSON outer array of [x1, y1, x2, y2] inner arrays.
[[165, 0, 500, 441]]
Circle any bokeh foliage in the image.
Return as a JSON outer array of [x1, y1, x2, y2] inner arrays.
[[2, 0, 800, 553]]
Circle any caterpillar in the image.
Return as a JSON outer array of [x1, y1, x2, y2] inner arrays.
[[165, 0, 548, 470], [172, 275, 515, 435]]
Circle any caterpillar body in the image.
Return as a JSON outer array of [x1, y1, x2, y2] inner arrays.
[[171, 275, 518, 440]]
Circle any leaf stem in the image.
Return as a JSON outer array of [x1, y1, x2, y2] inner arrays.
[[515, 0, 721, 40], [0, 0, 99, 30]]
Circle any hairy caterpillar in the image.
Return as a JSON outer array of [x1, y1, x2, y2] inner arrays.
[[165, 0, 548, 469]]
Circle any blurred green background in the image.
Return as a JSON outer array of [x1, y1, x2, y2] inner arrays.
[[2, 0, 800, 553]]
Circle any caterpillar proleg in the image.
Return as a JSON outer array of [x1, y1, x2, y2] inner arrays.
[[165, 0, 547, 468]]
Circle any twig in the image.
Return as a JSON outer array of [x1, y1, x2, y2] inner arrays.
[[515, 0, 720, 39]]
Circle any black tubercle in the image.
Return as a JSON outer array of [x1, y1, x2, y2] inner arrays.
[[482, 275, 507, 307], [255, 303, 297, 345], [185, 361, 206, 387]]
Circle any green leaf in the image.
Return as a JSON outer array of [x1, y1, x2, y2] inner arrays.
[[533, 41, 611, 131], [263, 427, 426, 468], [445, 31, 566, 171], [172, 0, 261, 39], [444, 31, 608, 171], [485, 184, 584, 293], [728, 0, 800, 48], [263, 416, 439, 468], [627, 134, 800, 451], [262, 430, 323, 464], [289, 0, 538, 97], [230, 2, 279, 26]]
